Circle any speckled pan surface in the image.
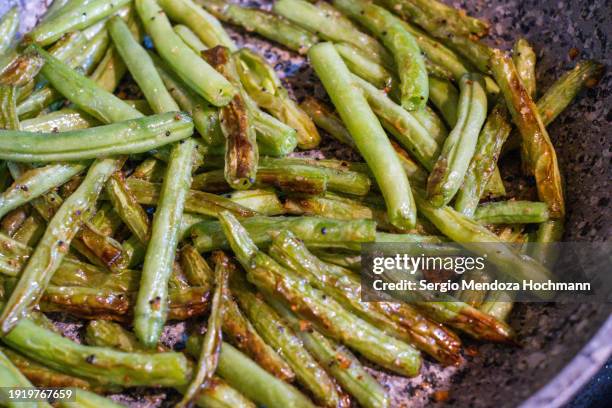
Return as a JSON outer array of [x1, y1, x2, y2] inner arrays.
[[2, 0, 610, 407]]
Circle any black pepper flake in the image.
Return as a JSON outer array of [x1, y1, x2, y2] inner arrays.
[[85, 354, 96, 364], [165, 130, 171, 137], [321, 227, 327, 235]]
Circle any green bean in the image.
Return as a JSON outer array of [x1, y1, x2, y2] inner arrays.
[[179, 253, 227, 407], [38, 285, 210, 321], [40, 0, 71, 22], [490, 49, 565, 218], [0, 84, 18, 130], [269, 299, 389, 408], [200, 0, 318, 55], [136, 0, 235, 107], [274, 0, 392, 66], [377, 0, 490, 38], [134, 133, 195, 346], [91, 46, 126, 93], [49, 258, 138, 292], [158, 0, 236, 51], [413, 190, 554, 294], [1, 318, 192, 387], [59, 389, 124, 408], [268, 230, 462, 365], [513, 38, 537, 99], [0, 113, 194, 162], [474, 201, 550, 224], [537, 60, 605, 126], [149, 52, 223, 146], [0, 161, 10, 191], [309, 250, 360, 271], [191, 216, 376, 253], [187, 341, 316, 408], [455, 270, 491, 308], [299, 96, 356, 147], [428, 76, 459, 126], [0, 232, 31, 276], [283, 192, 392, 228], [26, 0, 129, 46], [174, 24, 208, 53], [0, 163, 88, 220], [31, 44, 141, 122], [218, 211, 421, 376], [352, 74, 439, 170], [0, 208, 27, 237], [484, 167, 507, 197], [310, 42, 416, 229], [336, 0, 428, 110], [410, 105, 449, 145], [203, 47, 259, 190], [120, 178, 257, 218], [0, 345, 108, 392], [260, 157, 371, 196], [478, 289, 514, 321], [0, 158, 121, 333], [0, 7, 18, 54], [334, 42, 394, 89], [108, 16, 179, 114], [105, 172, 150, 244], [427, 73, 488, 207], [225, 189, 285, 216], [194, 166, 328, 195], [411, 295, 514, 342], [249, 109, 298, 156], [236, 48, 321, 149], [529, 219, 565, 268], [20, 109, 99, 132], [12, 213, 45, 247], [85, 320, 161, 352], [85, 319, 254, 408], [0, 348, 51, 408], [454, 102, 511, 216], [229, 270, 349, 408]]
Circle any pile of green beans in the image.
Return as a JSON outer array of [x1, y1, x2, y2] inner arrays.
[[0, 0, 604, 406]]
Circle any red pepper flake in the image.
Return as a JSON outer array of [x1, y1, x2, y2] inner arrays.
[[465, 345, 479, 357], [568, 47, 580, 60], [433, 390, 450, 402], [335, 353, 351, 369], [298, 320, 311, 332]]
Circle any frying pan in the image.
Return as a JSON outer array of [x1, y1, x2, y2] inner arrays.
[[2, 0, 610, 406]]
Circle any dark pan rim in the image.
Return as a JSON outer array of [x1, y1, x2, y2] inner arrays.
[[521, 315, 612, 407]]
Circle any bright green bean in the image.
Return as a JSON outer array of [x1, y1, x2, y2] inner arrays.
[[136, 0, 235, 107], [0, 163, 88, 219], [26, 0, 130, 46], [0, 113, 194, 162], [309, 42, 416, 229], [159, 0, 236, 51], [427, 73, 488, 207], [474, 201, 550, 224]]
